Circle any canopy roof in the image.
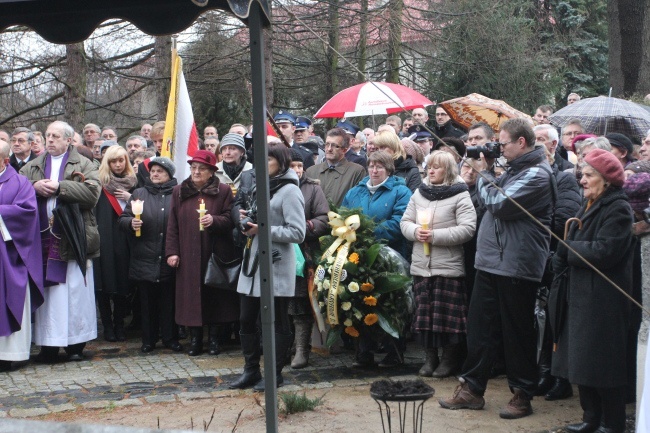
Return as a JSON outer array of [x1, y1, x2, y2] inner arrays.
[[0, 0, 270, 43]]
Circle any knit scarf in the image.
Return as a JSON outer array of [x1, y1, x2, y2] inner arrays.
[[103, 173, 136, 195], [223, 159, 246, 182], [418, 182, 468, 201]]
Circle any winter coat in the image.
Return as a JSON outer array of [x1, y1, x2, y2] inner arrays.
[[93, 185, 135, 295], [119, 178, 177, 283], [21, 146, 101, 260], [550, 164, 581, 249], [345, 149, 367, 169], [553, 187, 635, 388], [237, 169, 306, 297], [165, 176, 238, 326], [394, 156, 422, 192], [299, 176, 330, 255], [401, 179, 476, 278], [341, 175, 412, 258], [215, 160, 253, 196], [305, 158, 367, 207], [433, 121, 465, 145], [474, 147, 552, 282]]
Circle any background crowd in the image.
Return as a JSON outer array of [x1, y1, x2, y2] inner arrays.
[[1, 92, 650, 433]]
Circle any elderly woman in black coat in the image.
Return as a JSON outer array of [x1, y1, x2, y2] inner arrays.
[[553, 148, 635, 433]]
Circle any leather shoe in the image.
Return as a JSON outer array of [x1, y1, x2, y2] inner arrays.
[[534, 375, 554, 396], [545, 378, 573, 401], [67, 353, 84, 362], [103, 328, 117, 342], [141, 344, 154, 353], [164, 341, 183, 352], [593, 427, 624, 433], [566, 422, 598, 433]]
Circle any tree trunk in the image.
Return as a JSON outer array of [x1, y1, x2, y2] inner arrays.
[[358, 0, 368, 83], [637, 0, 650, 96], [63, 43, 87, 130], [153, 36, 172, 120], [608, 0, 623, 96], [386, 0, 403, 83], [619, 0, 645, 95], [264, 27, 274, 110]]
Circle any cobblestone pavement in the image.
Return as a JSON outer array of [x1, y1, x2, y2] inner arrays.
[[0, 334, 425, 419]]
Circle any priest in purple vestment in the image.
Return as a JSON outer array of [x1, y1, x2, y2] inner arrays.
[[0, 140, 44, 372]]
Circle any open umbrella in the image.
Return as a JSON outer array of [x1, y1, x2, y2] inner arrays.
[[549, 96, 650, 141], [314, 82, 433, 118], [439, 93, 532, 133], [52, 202, 87, 280]]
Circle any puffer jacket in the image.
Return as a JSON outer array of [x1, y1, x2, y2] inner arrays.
[[474, 147, 552, 282], [21, 146, 101, 260], [394, 156, 422, 192], [119, 178, 177, 282], [341, 175, 412, 258], [401, 178, 476, 278]]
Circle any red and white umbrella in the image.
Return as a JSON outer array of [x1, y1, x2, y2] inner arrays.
[[314, 82, 433, 118]]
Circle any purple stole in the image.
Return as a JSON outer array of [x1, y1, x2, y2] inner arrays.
[[39, 150, 70, 287]]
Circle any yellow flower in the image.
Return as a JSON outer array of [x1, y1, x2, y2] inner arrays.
[[348, 282, 360, 293], [345, 326, 360, 337], [364, 296, 377, 306], [364, 313, 379, 326], [344, 318, 353, 327], [348, 252, 360, 264], [361, 282, 374, 292], [341, 302, 352, 311]]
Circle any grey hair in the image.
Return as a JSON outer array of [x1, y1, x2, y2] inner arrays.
[[579, 136, 611, 153], [11, 127, 35, 143], [355, 131, 366, 144], [533, 124, 558, 142], [50, 121, 75, 139], [126, 135, 147, 148], [0, 140, 9, 158]]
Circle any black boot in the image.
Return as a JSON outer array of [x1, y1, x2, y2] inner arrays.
[[253, 332, 293, 392], [0, 360, 11, 372], [208, 325, 220, 356], [187, 327, 204, 356], [432, 344, 462, 378], [229, 332, 262, 389], [545, 377, 573, 400], [535, 326, 554, 396], [97, 293, 116, 342], [178, 325, 188, 340]]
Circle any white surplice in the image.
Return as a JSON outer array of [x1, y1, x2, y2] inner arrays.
[[33, 261, 97, 347], [0, 284, 31, 361]]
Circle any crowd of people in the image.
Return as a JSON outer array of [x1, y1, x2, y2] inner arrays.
[[1, 92, 650, 432]]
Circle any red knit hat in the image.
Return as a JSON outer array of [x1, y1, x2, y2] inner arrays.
[[583, 148, 625, 187]]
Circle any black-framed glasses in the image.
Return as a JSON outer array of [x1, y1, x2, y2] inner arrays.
[[324, 142, 344, 149]]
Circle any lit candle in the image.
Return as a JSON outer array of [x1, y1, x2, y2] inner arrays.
[[198, 199, 206, 231], [131, 199, 144, 237], [416, 208, 432, 256]]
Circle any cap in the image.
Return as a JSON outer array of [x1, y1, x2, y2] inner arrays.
[[623, 172, 650, 213], [274, 110, 296, 125], [301, 140, 320, 155], [626, 161, 650, 174], [100, 140, 118, 153], [295, 116, 312, 131], [605, 133, 634, 159], [407, 124, 432, 142], [219, 132, 246, 152], [290, 148, 305, 163], [583, 148, 625, 187], [187, 150, 217, 170], [149, 157, 176, 178], [335, 120, 360, 136]]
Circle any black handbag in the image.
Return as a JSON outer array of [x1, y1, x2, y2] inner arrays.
[[204, 254, 241, 291]]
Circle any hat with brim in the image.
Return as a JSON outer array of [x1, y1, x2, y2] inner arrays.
[[187, 150, 217, 170]]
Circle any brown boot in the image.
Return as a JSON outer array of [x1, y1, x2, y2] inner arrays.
[[439, 382, 485, 410], [499, 389, 533, 419], [418, 349, 439, 377], [432, 344, 461, 378]]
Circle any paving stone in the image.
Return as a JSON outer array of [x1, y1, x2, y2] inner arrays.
[[0, 410, 7, 418], [144, 395, 177, 404], [81, 400, 113, 410], [331, 378, 369, 387], [302, 382, 334, 389], [178, 391, 212, 401], [113, 399, 143, 407], [9, 407, 50, 418], [48, 403, 76, 413]]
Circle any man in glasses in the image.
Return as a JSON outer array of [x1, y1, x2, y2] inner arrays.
[[82, 123, 101, 149], [559, 119, 584, 163], [433, 106, 464, 146], [9, 127, 38, 171], [305, 127, 366, 207]]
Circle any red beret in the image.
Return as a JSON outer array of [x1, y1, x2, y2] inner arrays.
[[583, 148, 625, 187]]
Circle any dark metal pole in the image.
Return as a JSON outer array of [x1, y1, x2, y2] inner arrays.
[[249, 3, 279, 432]]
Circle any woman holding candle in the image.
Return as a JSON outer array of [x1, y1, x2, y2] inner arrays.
[[400, 150, 476, 378], [165, 150, 238, 357], [119, 157, 182, 353], [94, 144, 137, 342], [341, 151, 412, 368]]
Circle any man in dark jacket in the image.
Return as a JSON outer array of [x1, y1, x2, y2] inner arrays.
[[440, 118, 553, 420], [9, 127, 38, 172], [534, 124, 573, 171], [433, 106, 464, 146]]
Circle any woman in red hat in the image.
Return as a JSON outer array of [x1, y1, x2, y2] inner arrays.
[[553, 148, 634, 433], [165, 150, 239, 357]]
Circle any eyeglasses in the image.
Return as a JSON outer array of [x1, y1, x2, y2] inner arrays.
[[10, 138, 27, 144], [324, 142, 344, 149], [499, 140, 516, 147], [435, 113, 449, 117], [368, 164, 386, 171]]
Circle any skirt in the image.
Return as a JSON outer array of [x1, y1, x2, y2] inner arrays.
[[411, 275, 467, 335]]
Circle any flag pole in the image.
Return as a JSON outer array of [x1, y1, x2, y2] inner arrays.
[[161, 35, 180, 158]]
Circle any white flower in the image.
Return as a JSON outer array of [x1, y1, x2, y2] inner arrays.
[[344, 318, 353, 327], [341, 302, 352, 311], [317, 281, 323, 292], [348, 282, 360, 293], [327, 256, 335, 264], [354, 309, 363, 320], [323, 280, 330, 290], [316, 266, 326, 280], [340, 269, 348, 281], [318, 301, 325, 308], [337, 285, 345, 295]]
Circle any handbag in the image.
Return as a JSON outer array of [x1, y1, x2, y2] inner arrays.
[[204, 254, 241, 291]]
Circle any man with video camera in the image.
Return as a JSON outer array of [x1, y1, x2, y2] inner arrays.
[[440, 118, 553, 420]]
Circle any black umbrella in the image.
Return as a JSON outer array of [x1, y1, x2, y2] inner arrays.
[[52, 201, 87, 280]]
